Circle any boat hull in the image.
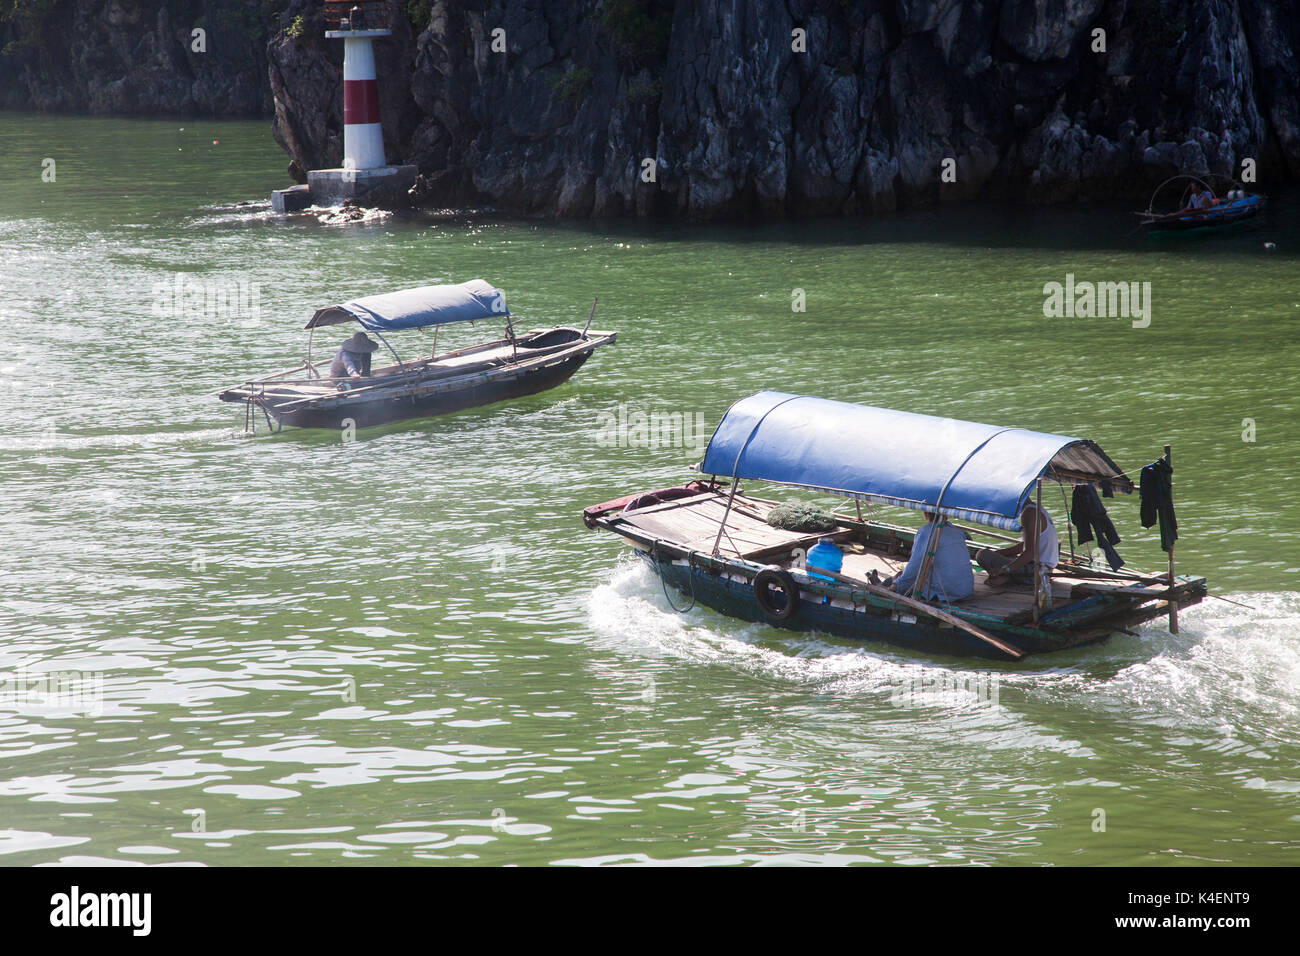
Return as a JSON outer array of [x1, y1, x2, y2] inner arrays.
[[641, 551, 1204, 661], [220, 327, 615, 432], [644, 553, 1024, 658], [272, 349, 591, 430], [1139, 194, 1265, 234]]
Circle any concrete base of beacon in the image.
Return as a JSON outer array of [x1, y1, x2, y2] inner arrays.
[[271, 165, 418, 213]]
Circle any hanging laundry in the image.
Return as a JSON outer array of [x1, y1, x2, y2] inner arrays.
[[1139, 457, 1178, 552], [1071, 483, 1124, 570]]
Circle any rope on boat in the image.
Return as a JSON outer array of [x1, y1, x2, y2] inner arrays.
[[653, 541, 697, 614]]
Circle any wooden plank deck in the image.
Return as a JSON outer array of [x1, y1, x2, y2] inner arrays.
[[612, 492, 808, 555], [612, 491, 1165, 622]]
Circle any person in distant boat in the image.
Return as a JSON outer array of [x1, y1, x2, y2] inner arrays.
[[331, 330, 379, 382], [1187, 186, 1216, 211], [975, 501, 1059, 589], [878, 512, 974, 602]]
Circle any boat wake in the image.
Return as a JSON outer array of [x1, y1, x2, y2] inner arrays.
[[587, 557, 1300, 734], [1003, 590, 1300, 738], [0, 426, 244, 452], [587, 557, 975, 693], [187, 202, 279, 227]]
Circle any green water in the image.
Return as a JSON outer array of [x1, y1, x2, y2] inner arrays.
[[2, 113, 1298, 866]]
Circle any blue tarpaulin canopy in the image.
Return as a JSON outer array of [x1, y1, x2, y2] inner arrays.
[[695, 392, 1132, 531], [305, 279, 509, 330]]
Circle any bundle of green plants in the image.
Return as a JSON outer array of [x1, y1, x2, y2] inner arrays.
[[765, 501, 839, 533]]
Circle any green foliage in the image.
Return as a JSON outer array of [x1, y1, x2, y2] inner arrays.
[[623, 75, 662, 107], [766, 502, 840, 534], [0, 0, 61, 56], [600, 0, 672, 70], [0, 0, 59, 21], [210, 4, 263, 42], [551, 66, 594, 107], [286, 14, 304, 38], [405, 0, 430, 35]]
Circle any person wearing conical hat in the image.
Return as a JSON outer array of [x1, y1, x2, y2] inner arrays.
[[330, 330, 379, 381]]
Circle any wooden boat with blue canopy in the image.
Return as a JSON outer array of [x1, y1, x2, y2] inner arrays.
[[583, 392, 1206, 661], [219, 279, 616, 431]]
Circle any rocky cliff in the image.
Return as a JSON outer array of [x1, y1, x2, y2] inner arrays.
[[0, 0, 276, 115], [264, 0, 1300, 217], [5, 1, 1298, 217]]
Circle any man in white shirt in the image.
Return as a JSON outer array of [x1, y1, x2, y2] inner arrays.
[[975, 502, 1059, 589]]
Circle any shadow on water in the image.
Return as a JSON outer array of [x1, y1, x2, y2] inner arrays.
[[404, 188, 1299, 259]]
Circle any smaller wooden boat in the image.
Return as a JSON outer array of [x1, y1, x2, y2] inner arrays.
[[584, 392, 1206, 661], [1135, 174, 1265, 234], [219, 280, 616, 431]]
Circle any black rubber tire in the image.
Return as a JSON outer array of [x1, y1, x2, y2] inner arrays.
[[753, 567, 800, 622]]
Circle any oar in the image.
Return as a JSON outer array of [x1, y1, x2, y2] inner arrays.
[[581, 296, 598, 337], [1209, 593, 1257, 611], [804, 564, 1025, 660]]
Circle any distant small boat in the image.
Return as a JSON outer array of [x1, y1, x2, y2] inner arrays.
[[584, 392, 1206, 661], [1135, 174, 1265, 235], [219, 280, 615, 431]]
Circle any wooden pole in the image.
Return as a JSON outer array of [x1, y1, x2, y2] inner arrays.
[[909, 514, 941, 599], [1165, 443, 1178, 634], [711, 481, 741, 556], [1032, 478, 1043, 625], [804, 564, 1025, 660]]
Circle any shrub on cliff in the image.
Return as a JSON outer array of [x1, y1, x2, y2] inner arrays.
[[601, 0, 671, 70], [0, 0, 61, 55]]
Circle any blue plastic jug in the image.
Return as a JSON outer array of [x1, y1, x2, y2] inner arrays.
[[806, 538, 842, 582]]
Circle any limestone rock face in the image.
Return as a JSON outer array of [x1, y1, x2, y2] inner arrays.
[[334, 0, 1295, 217], [0, 0, 274, 115], [4, 1, 1297, 217]]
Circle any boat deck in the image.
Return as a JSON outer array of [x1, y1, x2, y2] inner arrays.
[[221, 328, 616, 406], [607, 488, 1163, 622], [235, 340, 521, 398]]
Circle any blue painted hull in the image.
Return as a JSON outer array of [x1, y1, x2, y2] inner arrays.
[[641, 552, 1038, 660]]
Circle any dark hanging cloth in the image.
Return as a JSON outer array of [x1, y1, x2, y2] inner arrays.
[[1139, 458, 1178, 552], [1071, 484, 1124, 570]]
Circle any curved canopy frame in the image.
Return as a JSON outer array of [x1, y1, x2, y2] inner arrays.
[[305, 279, 509, 331], [694, 391, 1133, 531]]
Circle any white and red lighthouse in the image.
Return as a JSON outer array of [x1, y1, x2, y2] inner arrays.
[[328, 3, 389, 172], [274, 1, 416, 212]]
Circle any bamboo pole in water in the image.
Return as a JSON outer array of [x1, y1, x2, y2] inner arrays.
[[1165, 443, 1178, 634]]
